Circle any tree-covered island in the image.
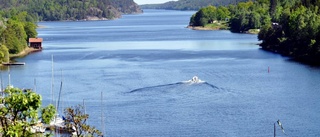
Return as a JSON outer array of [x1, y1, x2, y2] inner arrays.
[[189, 0, 320, 64]]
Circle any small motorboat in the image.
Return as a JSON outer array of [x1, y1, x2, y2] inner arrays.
[[183, 76, 205, 84]]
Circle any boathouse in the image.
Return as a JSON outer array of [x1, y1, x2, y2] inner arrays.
[[29, 38, 43, 49]]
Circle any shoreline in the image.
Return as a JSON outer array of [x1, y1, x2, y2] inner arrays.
[[9, 47, 41, 59], [187, 26, 220, 31], [187, 25, 260, 34], [1, 47, 41, 66]]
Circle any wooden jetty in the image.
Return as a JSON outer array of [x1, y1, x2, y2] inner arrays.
[[2, 62, 26, 66]]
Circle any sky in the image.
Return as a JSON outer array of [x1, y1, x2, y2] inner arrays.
[[134, 0, 178, 5]]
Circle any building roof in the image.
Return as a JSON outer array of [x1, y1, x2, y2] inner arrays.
[[29, 38, 43, 43]]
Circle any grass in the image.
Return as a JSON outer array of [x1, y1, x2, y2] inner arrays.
[[204, 21, 229, 30], [248, 29, 260, 34]]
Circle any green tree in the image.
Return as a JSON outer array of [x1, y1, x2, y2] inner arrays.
[[229, 11, 249, 32], [2, 19, 27, 54], [64, 104, 103, 137], [190, 5, 230, 27], [24, 22, 38, 41], [191, 8, 209, 26], [216, 6, 230, 21], [0, 44, 9, 63], [0, 87, 56, 136]]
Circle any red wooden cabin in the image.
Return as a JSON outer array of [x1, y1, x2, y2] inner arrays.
[[29, 38, 43, 49]]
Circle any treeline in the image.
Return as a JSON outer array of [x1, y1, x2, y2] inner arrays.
[[189, 6, 231, 27], [189, 0, 270, 31], [0, 0, 142, 21], [140, 0, 252, 10], [0, 11, 37, 63], [190, 0, 320, 64], [111, 0, 142, 14]]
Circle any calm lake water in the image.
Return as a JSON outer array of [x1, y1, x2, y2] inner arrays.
[[4, 9, 320, 136]]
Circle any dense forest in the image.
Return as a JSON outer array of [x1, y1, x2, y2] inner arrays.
[[0, 11, 37, 63], [0, 0, 142, 21], [140, 0, 253, 10], [190, 0, 320, 64], [259, 0, 320, 64]]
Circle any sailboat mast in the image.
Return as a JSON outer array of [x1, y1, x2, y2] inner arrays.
[[83, 99, 87, 125], [34, 78, 37, 92], [0, 73, 3, 96], [101, 92, 105, 137], [51, 55, 54, 105], [56, 70, 63, 113], [8, 66, 11, 88], [274, 122, 276, 137]]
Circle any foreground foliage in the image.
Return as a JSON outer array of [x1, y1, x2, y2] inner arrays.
[[64, 104, 103, 137], [0, 87, 56, 136]]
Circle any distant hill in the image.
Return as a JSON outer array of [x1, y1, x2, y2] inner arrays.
[[140, 0, 253, 10], [0, 0, 142, 21], [111, 0, 142, 14]]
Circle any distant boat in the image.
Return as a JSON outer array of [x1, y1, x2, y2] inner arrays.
[[183, 76, 205, 84]]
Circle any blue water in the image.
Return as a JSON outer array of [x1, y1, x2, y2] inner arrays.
[[4, 9, 320, 136]]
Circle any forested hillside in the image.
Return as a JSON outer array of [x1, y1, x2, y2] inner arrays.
[[0, 0, 142, 21], [111, 0, 142, 14], [190, 0, 320, 64], [140, 0, 252, 10]]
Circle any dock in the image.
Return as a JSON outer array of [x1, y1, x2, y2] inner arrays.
[[2, 62, 26, 66]]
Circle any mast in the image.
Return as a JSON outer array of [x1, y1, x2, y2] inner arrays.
[[101, 92, 105, 137], [0, 73, 3, 97], [83, 99, 87, 125], [56, 70, 63, 114], [274, 122, 276, 137], [83, 99, 88, 135], [34, 78, 37, 92], [8, 66, 11, 88], [51, 55, 54, 104]]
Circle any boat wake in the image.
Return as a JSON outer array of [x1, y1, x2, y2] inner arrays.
[[128, 76, 218, 93]]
